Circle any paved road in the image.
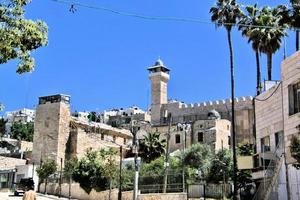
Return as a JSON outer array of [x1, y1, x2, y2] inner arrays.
[[0, 192, 73, 200]]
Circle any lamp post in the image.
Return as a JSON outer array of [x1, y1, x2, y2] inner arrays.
[[177, 122, 191, 193], [163, 112, 172, 193], [131, 120, 139, 200], [108, 140, 123, 200]]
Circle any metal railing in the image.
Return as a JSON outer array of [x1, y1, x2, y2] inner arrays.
[[252, 140, 284, 200]]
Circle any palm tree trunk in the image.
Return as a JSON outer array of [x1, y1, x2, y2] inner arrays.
[[44, 178, 47, 194], [296, 30, 299, 52], [227, 29, 238, 200], [255, 50, 261, 95], [267, 52, 272, 80]]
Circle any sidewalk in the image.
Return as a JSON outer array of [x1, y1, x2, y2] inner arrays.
[[37, 193, 78, 200]]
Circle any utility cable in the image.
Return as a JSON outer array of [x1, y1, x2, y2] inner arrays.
[[50, 0, 300, 31], [255, 82, 282, 102]]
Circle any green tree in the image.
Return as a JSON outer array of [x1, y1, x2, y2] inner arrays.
[[10, 121, 34, 141], [36, 159, 57, 194], [207, 149, 233, 183], [0, 118, 7, 137], [290, 124, 300, 169], [256, 6, 286, 80], [100, 148, 118, 200], [87, 111, 101, 122], [182, 144, 212, 179], [139, 132, 166, 163], [238, 143, 254, 156], [289, 0, 300, 51], [239, 4, 262, 95], [70, 148, 118, 194], [0, 0, 48, 73], [210, 1, 242, 197]]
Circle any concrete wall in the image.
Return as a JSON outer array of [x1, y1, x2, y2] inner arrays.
[[138, 193, 187, 200], [39, 182, 133, 200]]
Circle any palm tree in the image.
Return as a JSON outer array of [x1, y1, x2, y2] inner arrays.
[[239, 4, 262, 95], [290, 1, 300, 51], [139, 132, 166, 163], [255, 6, 286, 80], [210, 0, 242, 198], [0, 118, 7, 137]]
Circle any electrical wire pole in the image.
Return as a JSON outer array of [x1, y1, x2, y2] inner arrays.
[[132, 121, 139, 200], [118, 146, 123, 200], [163, 112, 172, 193]]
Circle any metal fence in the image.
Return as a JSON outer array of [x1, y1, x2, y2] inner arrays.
[[187, 183, 232, 199]]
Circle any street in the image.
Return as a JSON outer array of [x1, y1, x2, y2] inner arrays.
[[0, 192, 74, 200]]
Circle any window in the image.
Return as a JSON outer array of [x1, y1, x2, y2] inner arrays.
[[289, 82, 300, 115], [101, 134, 104, 140], [198, 132, 203, 142], [113, 135, 116, 142], [175, 134, 180, 144], [123, 138, 127, 145], [275, 131, 283, 147], [261, 136, 271, 152]]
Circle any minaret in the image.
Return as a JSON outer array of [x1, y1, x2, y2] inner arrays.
[[32, 94, 71, 166], [148, 59, 170, 125]]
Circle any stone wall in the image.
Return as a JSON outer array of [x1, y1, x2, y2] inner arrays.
[[32, 101, 70, 166], [40, 182, 133, 200], [282, 50, 300, 164], [255, 82, 283, 154], [160, 97, 254, 144], [138, 193, 187, 200]]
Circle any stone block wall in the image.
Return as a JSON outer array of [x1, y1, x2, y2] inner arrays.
[[282, 50, 300, 164]]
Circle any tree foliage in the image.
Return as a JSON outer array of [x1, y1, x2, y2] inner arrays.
[[139, 132, 166, 163], [238, 143, 254, 156], [182, 143, 212, 179], [0, 0, 48, 73], [87, 111, 101, 122], [69, 148, 118, 194], [207, 149, 233, 183], [290, 125, 300, 169], [0, 118, 7, 137], [10, 121, 34, 141], [36, 159, 57, 181]]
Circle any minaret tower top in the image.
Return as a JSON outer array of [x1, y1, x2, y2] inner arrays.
[[148, 58, 170, 125]]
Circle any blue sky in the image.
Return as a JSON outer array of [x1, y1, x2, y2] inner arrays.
[[0, 0, 294, 113]]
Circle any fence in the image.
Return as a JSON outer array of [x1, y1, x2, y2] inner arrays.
[[187, 183, 232, 199], [138, 170, 184, 194]]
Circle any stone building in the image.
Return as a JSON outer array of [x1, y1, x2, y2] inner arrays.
[[3, 108, 35, 138], [148, 59, 254, 145], [149, 110, 231, 153], [32, 94, 132, 167], [253, 50, 300, 200]]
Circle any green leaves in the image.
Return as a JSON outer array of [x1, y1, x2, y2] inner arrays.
[[0, 0, 48, 73], [139, 132, 166, 163], [69, 148, 118, 194], [10, 121, 34, 142], [290, 129, 300, 169], [210, 0, 243, 31], [36, 159, 57, 181]]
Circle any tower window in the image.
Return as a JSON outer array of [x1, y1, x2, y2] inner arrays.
[[261, 136, 271, 152], [198, 132, 203, 142], [289, 81, 300, 115], [175, 135, 180, 144]]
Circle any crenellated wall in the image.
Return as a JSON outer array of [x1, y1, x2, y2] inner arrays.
[[159, 96, 254, 144]]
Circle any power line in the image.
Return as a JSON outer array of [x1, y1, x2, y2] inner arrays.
[[50, 0, 300, 31], [255, 82, 282, 102]]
